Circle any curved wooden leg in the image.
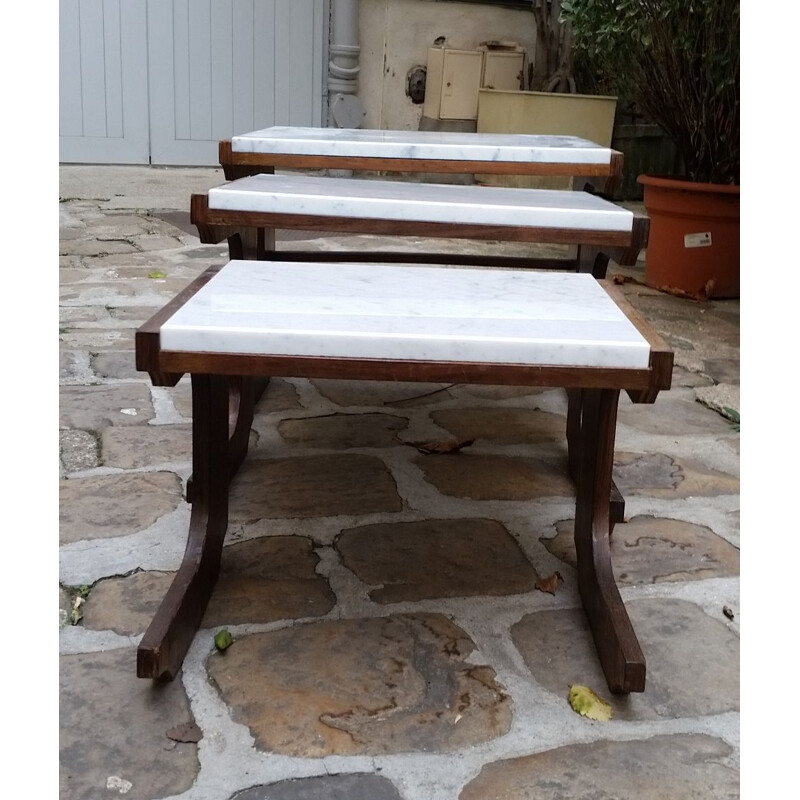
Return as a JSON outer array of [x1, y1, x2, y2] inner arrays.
[[567, 389, 625, 534], [227, 229, 262, 260], [137, 374, 230, 680], [574, 389, 645, 694], [577, 245, 611, 279], [227, 376, 269, 481], [187, 375, 269, 503]]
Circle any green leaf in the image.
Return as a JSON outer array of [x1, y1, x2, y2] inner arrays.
[[722, 406, 739, 424], [568, 684, 613, 721], [148, 270, 167, 279], [722, 406, 740, 431], [214, 629, 234, 651]]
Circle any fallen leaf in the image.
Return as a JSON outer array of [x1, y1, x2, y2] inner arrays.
[[655, 283, 713, 302], [535, 572, 562, 595], [568, 684, 613, 721], [166, 721, 203, 743], [148, 270, 166, 279], [722, 407, 740, 432], [214, 629, 234, 651], [723, 606, 734, 620], [70, 595, 85, 626], [409, 439, 474, 455]]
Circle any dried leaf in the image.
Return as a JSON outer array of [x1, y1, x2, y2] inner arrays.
[[148, 270, 166, 279], [409, 439, 475, 455], [568, 684, 613, 721], [69, 595, 85, 626], [214, 629, 234, 651], [166, 721, 203, 743], [655, 283, 713, 302], [535, 572, 562, 595]]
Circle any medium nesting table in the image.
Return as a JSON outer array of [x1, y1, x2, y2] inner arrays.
[[136, 261, 672, 695], [191, 172, 647, 274]]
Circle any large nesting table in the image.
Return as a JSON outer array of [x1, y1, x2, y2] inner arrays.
[[136, 260, 672, 695], [219, 126, 624, 196]]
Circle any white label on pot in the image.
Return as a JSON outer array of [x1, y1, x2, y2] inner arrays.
[[684, 232, 712, 248]]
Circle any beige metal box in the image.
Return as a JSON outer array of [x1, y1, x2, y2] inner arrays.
[[423, 48, 484, 120], [481, 50, 525, 91]]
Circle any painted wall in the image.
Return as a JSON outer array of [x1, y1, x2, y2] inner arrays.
[[358, 0, 536, 130]]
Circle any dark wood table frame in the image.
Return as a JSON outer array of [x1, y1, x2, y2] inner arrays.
[[218, 139, 625, 196], [135, 265, 672, 695], [190, 193, 649, 279]]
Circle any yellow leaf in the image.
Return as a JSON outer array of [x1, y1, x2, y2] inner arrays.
[[148, 270, 166, 279], [568, 684, 612, 721]]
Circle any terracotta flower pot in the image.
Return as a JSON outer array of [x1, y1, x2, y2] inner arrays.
[[638, 175, 740, 299]]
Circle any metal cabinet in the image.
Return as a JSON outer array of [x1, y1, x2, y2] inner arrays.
[[424, 46, 525, 121], [423, 48, 485, 121]]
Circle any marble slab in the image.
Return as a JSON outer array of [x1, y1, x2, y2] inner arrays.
[[160, 261, 651, 368], [231, 126, 612, 165], [207, 174, 633, 232]]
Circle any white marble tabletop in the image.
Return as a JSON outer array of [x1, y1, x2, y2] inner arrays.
[[208, 174, 633, 232], [161, 261, 650, 368], [231, 126, 612, 165]]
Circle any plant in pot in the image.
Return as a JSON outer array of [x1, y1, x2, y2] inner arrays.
[[562, 0, 740, 298]]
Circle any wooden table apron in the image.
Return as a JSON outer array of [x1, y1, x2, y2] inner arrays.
[[217, 139, 625, 195], [190, 192, 649, 279], [135, 269, 671, 696]]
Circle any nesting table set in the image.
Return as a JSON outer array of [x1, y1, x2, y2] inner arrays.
[[136, 127, 672, 695]]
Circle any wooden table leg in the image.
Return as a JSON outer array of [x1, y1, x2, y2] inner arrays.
[[186, 375, 268, 503], [137, 374, 230, 680], [227, 375, 268, 481], [227, 228, 263, 260], [567, 389, 625, 533], [573, 388, 646, 694], [224, 165, 276, 261]]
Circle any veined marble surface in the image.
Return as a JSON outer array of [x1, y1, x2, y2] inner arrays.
[[230, 126, 612, 165], [160, 261, 650, 368], [207, 174, 633, 232]]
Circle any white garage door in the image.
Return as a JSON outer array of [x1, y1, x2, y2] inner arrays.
[[59, 0, 326, 165]]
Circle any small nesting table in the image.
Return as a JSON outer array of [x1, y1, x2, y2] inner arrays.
[[136, 261, 672, 694], [219, 126, 624, 196]]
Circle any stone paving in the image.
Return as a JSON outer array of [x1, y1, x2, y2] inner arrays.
[[59, 166, 740, 800]]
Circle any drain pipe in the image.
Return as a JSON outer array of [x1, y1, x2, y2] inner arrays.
[[328, 0, 365, 127]]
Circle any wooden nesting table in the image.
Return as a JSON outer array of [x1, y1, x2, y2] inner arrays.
[[191, 171, 648, 277], [135, 260, 672, 695], [219, 126, 624, 195]]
